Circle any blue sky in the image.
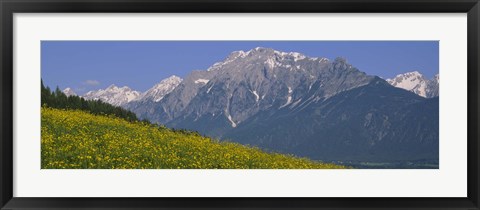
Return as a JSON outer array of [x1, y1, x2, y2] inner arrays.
[[41, 41, 439, 95]]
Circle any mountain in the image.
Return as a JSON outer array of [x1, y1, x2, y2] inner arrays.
[[125, 47, 439, 166], [386, 71, 439, 98], [138, 75, 182, 102], [83, 85, 141, 107], [62, 87, 76, 96], [132, 47, 373, 126], [222, 78, 438, 164]]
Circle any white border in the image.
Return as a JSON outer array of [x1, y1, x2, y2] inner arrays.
[[13, 13, 467, 197]]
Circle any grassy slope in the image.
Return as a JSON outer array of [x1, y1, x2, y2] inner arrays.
[[41, 108, 347, 169]]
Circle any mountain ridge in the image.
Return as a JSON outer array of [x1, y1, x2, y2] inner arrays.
[[82, 84, 141, 107]]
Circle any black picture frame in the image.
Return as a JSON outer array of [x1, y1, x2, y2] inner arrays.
[[1, 0, 479, 209]]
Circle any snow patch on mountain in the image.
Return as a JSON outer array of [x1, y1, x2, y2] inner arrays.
[[195, 79, 209, 84], [207, 85, 214, 93], [289, 52, 306, 61], [251, 90, 260, 102], [266, 57, 276, 69], [227, 114, 237, 128], [280, 87, 293, 108], [62, 87, 76, 97]]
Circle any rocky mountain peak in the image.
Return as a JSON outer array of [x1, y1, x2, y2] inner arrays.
[[332, 57, 347, 69], [208, 47, 317, 72], [62, 87, 76, 97], [227, 50, 248, 60], [139, 75, 183, 102], [106, 84, 119, 90], [386, 71, 439, 98], [160, 75, 182, 84]]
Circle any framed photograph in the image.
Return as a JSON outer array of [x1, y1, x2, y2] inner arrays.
[[1, 0, 479, 209]]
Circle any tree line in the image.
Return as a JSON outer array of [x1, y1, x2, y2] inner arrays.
[[41, 80, 139, 122]]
